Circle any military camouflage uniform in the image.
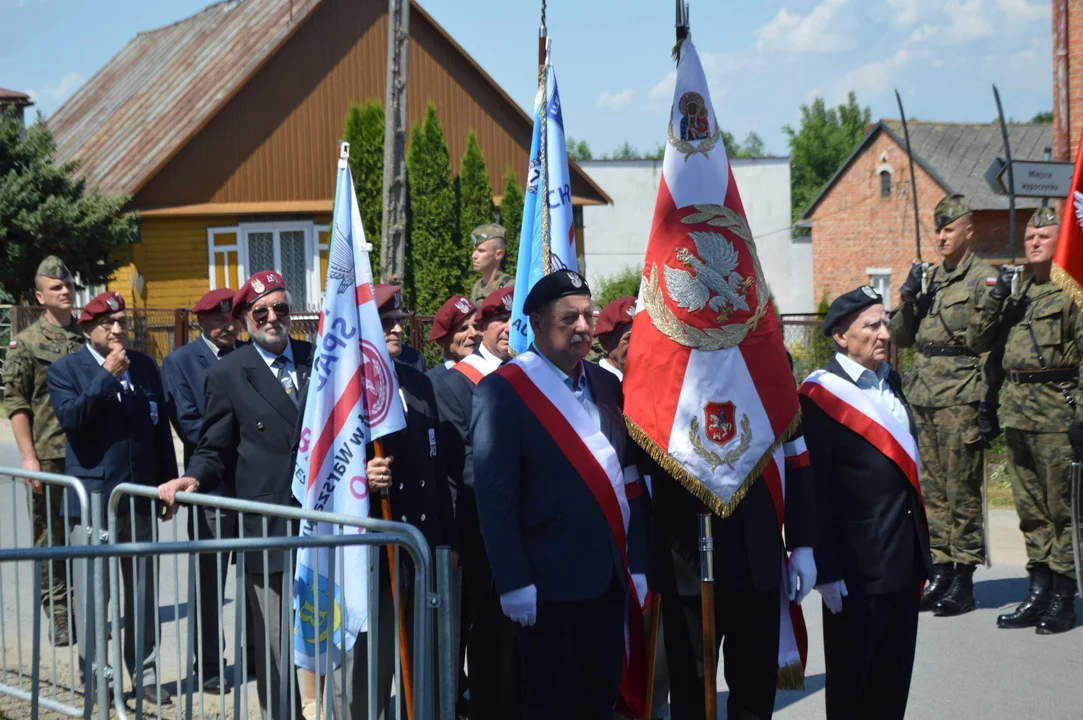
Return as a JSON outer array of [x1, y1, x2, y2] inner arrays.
[[471, 271, 515, 306], [969, 225, 1081, 581], [889, 238, 996, 567], [2, 312, 84, 616]]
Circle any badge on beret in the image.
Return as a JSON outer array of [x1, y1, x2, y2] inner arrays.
[[501, 293, 513, 311], [105, 295, 120, 312], [626, 304, 635, 317], [455, 297, 472, 313], [568, 271, 583, 288], [219, 300, 231, 312], [861, 286, 878, 299], [252, 278, 266, 294]]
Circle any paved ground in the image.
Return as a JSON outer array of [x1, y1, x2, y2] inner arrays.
[[0, 417, 1081, 718]]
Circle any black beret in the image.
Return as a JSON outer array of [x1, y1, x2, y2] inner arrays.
[[523, 269, 592, 315], [822, 285, 883, 337]]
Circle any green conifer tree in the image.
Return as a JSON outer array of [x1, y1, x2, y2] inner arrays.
[[500, 166, 525, 274], [343, 99, 385, 262]]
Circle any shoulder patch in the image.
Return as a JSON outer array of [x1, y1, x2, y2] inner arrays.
[[986, 277, 998, 286], [7, 340, 15, 350]]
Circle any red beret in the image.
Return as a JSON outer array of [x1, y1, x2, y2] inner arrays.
[[231, 271, 287, 316], [428, 295, 476, 342], [478, 287, 514, 323], [78, 291, 126, 325], [192, 287, 235, 315], [594, 296, 636, 337], [375, 284, 403, 313]]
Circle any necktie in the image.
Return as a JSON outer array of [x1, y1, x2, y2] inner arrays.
[[272, 356, 299, 407]]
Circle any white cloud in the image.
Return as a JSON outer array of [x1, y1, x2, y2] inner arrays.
[[943, 0, 997, 43], [997, 0, 1048, 23], [832, 49, 911, 101], [597, 88, 634, 111], [907, 24, 937, 42], [886, 0, 920, 26], [757, 0, 855, 54], [33, 71, 84, 101]]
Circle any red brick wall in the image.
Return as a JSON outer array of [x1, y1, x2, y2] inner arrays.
[[1053, 0, 1083, 160], [807, 131, 1031, 308]]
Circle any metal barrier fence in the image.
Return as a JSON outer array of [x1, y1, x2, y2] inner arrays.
[[0, 470, 455, 720]]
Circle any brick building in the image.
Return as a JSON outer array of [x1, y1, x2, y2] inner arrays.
[[800, 120, 1051, 308], [1053, 0, 1082, 160]]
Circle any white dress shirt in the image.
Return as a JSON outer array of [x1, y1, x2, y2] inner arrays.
[[834, 352, 909, 429], [86, 344, 133, 397], [532, 345, 600, 430], [598, 357, 623, 381], [476, 342, 504, 374]]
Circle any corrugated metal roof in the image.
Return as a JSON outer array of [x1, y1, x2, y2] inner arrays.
[[49, 0, 326, 198], [882, 120, 1053, 210]]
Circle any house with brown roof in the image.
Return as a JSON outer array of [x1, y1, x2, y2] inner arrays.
[[800, 120, 1052, 308], [49, 0, 609, 310], [0, 88, 34, 127]]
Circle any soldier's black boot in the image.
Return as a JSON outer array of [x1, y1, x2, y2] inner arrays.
[[919, 563, 954, 612], [934, 563, 976, 616], [1035, 573, 1078, 635], [997, 564, 1052, 628]]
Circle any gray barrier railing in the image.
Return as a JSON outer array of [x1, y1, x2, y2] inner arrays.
[[0, 470, 456, 720]]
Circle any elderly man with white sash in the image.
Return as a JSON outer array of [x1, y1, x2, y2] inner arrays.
[[799, 286, 932, 720], [471, 269, 649, 719]]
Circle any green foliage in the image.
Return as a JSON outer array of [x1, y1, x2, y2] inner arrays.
[[0, 109, 136, 303], [594, 265, 642, 308], [343, 99, 385, 262], [738, 131, 765, 157], [787, 290, 834, 383], [566, 137, 593, 161], [458, 129, 495, 258], [784, 92, 871, 222], [405, 103, 461, 314], [500, 165, 524, 270], [1030, 110, 1053, 124]]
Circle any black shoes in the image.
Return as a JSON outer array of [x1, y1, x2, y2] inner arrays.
[[933, 563, 976, 616], [1035, 572, 1078, 635], [998, 565, 1052, 628], [202, 673, 231, 694], [920, 563, 954, 613]]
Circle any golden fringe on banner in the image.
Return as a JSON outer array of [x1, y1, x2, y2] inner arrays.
[[777, 662, 805, 691], [624, 409, 802, 519], [1051, 262, 1083, 312]]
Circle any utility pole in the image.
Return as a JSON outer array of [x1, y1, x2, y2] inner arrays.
[[379, 0, 409, 285]]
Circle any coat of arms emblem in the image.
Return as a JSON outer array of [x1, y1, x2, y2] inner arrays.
[[689, 400, 752, 472], [703, 401, 736, 446], [252, 278, 266, 294], [501, 293, 513, 311]]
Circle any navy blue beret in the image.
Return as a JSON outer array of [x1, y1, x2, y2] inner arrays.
[[823, 286, 883, 337], [523, 269, 592, 315]]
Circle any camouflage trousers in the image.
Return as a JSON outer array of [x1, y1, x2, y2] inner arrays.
[[1004, 429, 1078, 580], [27, 458, 72, 617], [914, 404, 986, 566]]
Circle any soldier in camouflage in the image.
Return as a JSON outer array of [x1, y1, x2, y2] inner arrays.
[[968, 206, 1079, 634], [888, 194, 996, 617], [1, 256, 85, 646], [470, 223, 515, 305]]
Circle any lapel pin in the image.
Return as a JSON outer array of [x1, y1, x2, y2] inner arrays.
[[256, 421, 264, 430]]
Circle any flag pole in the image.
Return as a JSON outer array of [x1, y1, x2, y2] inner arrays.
[[376, 437, 415, 720], [641, 593, 662, 720], [698, 513, 717, 720]]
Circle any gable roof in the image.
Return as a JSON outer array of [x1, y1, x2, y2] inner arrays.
[[0, 88, 33, 107], [49, 0, 609, 206], [801, 120, 1054, 220]]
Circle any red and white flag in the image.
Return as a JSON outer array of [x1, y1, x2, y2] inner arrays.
[[622, 38, 806, 685], [1053, 128, 1083, 309]]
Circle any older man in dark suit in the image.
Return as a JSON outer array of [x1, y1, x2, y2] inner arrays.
[[799, 286, 932, 720], [471, 270, 648, 719], [158, 270, 309, 720], [426, 294, 479, 383], [160, 287, 242, 694], [47, 291, 177, 706]]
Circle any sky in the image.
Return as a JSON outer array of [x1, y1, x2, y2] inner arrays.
[[1, 0, 1055, 158]]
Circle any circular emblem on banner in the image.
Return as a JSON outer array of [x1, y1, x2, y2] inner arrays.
[[360, 340, 394, 427]]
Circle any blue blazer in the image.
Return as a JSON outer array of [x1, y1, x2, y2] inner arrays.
[[471, 360, 646, 603], [46, 345, 178, 513]]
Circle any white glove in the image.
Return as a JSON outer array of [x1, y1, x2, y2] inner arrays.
[[499, 584, 537, 627], [632, 573, 649, 607], [816, 579, 849, 615], [787, 547, 817, 604]]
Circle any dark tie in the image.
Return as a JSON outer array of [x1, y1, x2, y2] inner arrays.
[[218, 345, 233, 358], [272, 355, 299, 407]]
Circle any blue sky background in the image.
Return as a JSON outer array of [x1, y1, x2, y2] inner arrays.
[[1, 0, 1055, 157]]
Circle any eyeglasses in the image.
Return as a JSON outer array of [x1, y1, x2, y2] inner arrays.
[[250, 302, 291, 325], [96, 317, 130, 330], [380, 312, 405, 331]]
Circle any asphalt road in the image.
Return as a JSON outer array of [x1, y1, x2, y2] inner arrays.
[[1, 421, 1081, 719]]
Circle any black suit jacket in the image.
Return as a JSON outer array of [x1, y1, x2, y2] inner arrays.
[[471, 359, 647, 602], [367, 363, 457, 560], [425, 361, 450, 384], [47, 346, 177, 513], [802, 359, 932, 595], [185, 340, 312, 573]]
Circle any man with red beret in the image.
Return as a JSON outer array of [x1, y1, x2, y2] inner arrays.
[[342, 284, 457, 719], [593, 296, 636, 381], [426, 294, 480, 383], [46, 290, 176, 705], [160, 287, 243, 694], [157, 271, 309, 719], [433, 287, 523, 719]]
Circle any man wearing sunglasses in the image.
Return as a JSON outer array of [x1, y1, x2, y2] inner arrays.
[[157, 270, 309, 720], [46, 291, 177, 706]]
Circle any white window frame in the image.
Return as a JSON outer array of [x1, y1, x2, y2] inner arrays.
[[866, 267, 892, 310], [207, 220, 329, 309]]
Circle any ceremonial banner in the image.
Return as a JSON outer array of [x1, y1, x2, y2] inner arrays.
[[508, 50, 578, 355], [622, 38, 805, 685], [1052, 130, 1083, 310], [290, 150, 407, 672]]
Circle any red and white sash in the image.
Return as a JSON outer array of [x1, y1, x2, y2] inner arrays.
[[452, 349, 502, 386], [798, 369, 921, 498], [495, 350, 646, 716]]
